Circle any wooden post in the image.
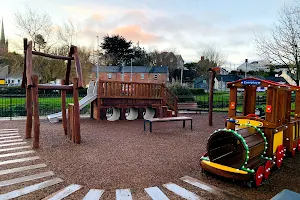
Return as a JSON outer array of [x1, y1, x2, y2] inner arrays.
[[21, 38, 28, 88], [26, 41, 33, 87], [25, 86, 33, 139], [61, 80, 67, 135], [73, 47, 84, 88], [208, 69, 216, 126], [32, 75, 40, 148], [72, 78, 81, 144], [65, 46, 74, 85], [67, 104, 73, 140]]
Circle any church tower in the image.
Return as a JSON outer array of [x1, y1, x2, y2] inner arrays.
[[0, 18, 8, 55]]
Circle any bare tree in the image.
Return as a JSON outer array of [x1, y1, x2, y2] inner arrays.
[[255, 3, 300, 85], [57, 19, 79, 48], [196, 45, 226, 82], [14, 5, 53, 52]]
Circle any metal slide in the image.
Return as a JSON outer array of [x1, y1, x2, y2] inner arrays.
[[47, 81, 98, 123]]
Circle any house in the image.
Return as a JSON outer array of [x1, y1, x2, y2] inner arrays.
[[152, 52, 184, 82], [5, 73, 22, 86], [214, 74, 241, 91], [237, 60, 271, 72], [91, 65, 169, 83], [194, 76, 208, 91], [264, 76, 288, 84]]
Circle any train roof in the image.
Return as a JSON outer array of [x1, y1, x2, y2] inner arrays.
[[227, 77, 300, 90]]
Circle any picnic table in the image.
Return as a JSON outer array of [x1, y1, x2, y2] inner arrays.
[[144, 116, 193, 133]]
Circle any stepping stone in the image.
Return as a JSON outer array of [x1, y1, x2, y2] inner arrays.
[[0, 133, 19, 137], [83, 189, 105, 200], [0, 163, 47, 176], [0, 142, 27, 148], [0, 146, 31, 153], [0, 150, 35, 158], [145, 186, 169, 200], [180, 176, 241, 199], [163, 183, 200, 200], [0, 136, 21, 140], [0, 171, 54, 187], [116, 189, 132, 200], [0, 156, 39, 166], [0, 139, 23, 144], [0, 178, 63, 200], [43, 184, 82, 200]]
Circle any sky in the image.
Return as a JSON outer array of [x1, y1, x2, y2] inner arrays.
[[0, 0, 296, 69]]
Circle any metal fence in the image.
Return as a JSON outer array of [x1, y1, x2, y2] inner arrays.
[[0, 94, 89, 120], [0, 93, 297, 119]]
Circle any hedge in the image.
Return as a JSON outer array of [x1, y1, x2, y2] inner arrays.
[[0, 86, 88, 95], [190, 88, 205, 95]]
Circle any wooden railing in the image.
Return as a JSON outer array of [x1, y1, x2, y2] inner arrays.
[[161, 84, 178, 114], [98, 80, 178, 112]]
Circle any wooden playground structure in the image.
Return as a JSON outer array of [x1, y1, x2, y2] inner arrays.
[[23, 38, 179, 149], [200, 77, 300, 187], [91, 80, 178, 121], [22, 38, 83, 148]]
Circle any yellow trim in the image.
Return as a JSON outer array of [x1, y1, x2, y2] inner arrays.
[[201, 160, 248, 174], [0, 80, 5, 85], [236, 119, 263, 127], [293, 124, 296, 140], [273, 131, 283, 153]]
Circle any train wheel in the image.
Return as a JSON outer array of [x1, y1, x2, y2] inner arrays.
[[276, 145, 284, 168], [264, 160, 272, 179], [292, 143, 297, 157], [298, 140, 300, 151], [255, 166, 264, 187]]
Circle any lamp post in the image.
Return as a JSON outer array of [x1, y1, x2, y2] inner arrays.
[[96, 36, 99, 79], [296, 44, 299, 86], [245, 58, 248, 78], [130, 58, 133, 82]]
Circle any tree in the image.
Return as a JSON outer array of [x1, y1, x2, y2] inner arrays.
[[196, 46, 225, 85], [14, 6, 53, 51], [35, 34, 46, 51], [100, 34, 133, 65], [57, 19, 79, 48], [184, 62, 198, 70], [255, 3, 300, 85]]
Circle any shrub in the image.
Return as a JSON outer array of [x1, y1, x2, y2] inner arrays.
[[190, 88, 205, 95], [168, 82, 194, 102]]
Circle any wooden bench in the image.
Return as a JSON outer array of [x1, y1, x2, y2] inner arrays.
[[144, 116, 193, 133], [178, 102, 201, 113]]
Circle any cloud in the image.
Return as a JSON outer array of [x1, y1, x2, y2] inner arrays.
[[109, 25, 162, 43]]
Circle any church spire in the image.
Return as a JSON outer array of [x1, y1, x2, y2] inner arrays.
[[1, 17, 5, 44]]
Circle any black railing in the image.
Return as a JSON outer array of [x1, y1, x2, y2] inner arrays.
[[0, 94, 89, 119]]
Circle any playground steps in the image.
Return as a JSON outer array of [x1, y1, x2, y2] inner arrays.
[[0, 129, 246, 200]]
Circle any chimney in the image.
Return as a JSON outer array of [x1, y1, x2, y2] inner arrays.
[[201, 56, 204, 61]]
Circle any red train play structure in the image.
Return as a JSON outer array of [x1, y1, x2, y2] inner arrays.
[[200, 78, 300, 187]]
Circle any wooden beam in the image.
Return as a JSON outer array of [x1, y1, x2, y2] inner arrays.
[[65, 46, 74, 85], [37, 84, 73, 90], [25, 86, 33, 139], [21, 38, 28, 88], [32, 75, 40, 148], [208, 70, 216, 126], [72, 78, 81, 144], [73, 46, 84, 88], [61, 80, 67, 135], [26, 41, 33, 87], [32, 51, 74, 60]]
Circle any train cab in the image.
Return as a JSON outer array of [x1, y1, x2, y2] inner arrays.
[[200, 78, 300, 187]]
